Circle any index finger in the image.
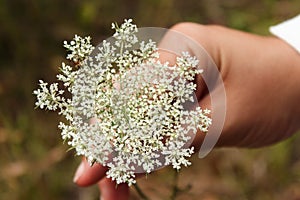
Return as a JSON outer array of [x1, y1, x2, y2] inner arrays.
[[74, 157, 108, 187]]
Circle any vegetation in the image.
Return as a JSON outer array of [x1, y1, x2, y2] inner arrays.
[[1, 0, 300, 199]]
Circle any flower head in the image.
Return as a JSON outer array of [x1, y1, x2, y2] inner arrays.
[[34, 19, 212, 185]]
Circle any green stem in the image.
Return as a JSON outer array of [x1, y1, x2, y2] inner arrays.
[[170, 169, 179, 200], [133, 182, 150, 200]]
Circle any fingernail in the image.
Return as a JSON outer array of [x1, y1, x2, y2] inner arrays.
[[73, 162, 85, 183]]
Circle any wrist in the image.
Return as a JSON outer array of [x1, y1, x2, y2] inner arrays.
[[270, 15, 300, 54]]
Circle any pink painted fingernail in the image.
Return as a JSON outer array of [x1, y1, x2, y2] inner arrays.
[[73, 162, 85, 183]]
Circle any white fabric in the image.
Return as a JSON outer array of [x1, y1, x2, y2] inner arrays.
[[270, 15, 300, 53]]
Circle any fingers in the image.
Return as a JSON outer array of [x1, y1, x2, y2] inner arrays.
[[98, 178, 129, 200], [73, 23, 224, 198], [159, 23, 226, 153], [74, 158, 108, 187], [73, 158, 130, 199]]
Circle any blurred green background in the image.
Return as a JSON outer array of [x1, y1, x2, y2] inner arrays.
[[0, 0, 300, 199]]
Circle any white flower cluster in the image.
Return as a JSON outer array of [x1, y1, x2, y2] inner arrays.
[[33, 19, 212, 186], [63, 35, 94, 64]]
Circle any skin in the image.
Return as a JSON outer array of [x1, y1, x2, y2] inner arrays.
[[73, 23, 300, 200]]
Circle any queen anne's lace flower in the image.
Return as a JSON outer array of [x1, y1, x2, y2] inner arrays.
[[33, 19, 212, 185]]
